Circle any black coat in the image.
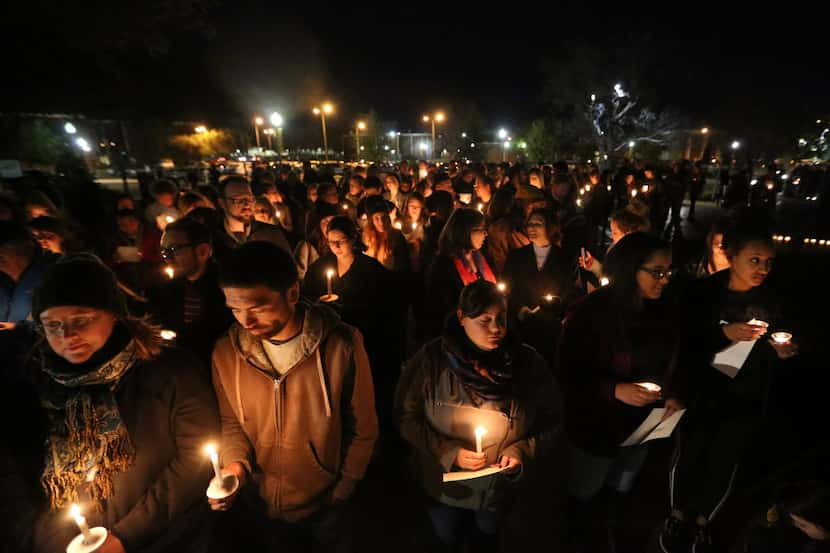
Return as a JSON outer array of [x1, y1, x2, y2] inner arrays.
[[557, 288, 685, 456], [502, 244, 580, 364], [145, 260, 234, 368]]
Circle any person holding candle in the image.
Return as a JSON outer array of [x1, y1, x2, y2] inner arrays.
[[293, 202, 338, 281], [145, 218, 233, 369], [502, 208, 579, 366], [211, 242, 378, 552], [396, 280, 561, 551], [15, 254, 220, 553], [423, 208, 497, 341], [558, 232, 685, 548], [659, 222, 800, 553]]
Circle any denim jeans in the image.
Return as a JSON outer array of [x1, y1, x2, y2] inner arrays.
[[427, 502, 500, 546], [567, 442, 649, 501]]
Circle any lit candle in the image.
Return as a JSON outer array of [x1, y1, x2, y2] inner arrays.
[[164, 266, 175, 279], [497, 282, 507, 293], [474, 426, 487, 454], [641, 185, 649, 193], [204, 443, 222, 483], [771, 332, 792, 345], [748, 318, 769, 328], [411, 222, 418, 231], [606, 185, 612, 192], [394, 221, 403, 230], [160, 330, 177, 341], [342, 203, 349, 211], [636, 382, 662, 393], [600, 277, 610, 286], [544, 293, 555, 302], [70, 504, 93, 543], [165, 215, 175, 224], [631, 189, 638, 198], [477, 203, 484, 213], [585, 184, 591, 192], [276, 210, 282, 219], [326, 268, 335, 297]]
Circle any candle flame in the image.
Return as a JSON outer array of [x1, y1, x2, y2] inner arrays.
[[497, 282, 507, 293], [544, 294, 555, 302], [394, 221, 402, 230], [771, 332, 792, 344], [411, 222, 418, 230], [474, 426, 488, 439], [641, 185, 649, 193], [342, 204, 349, 210], [164, 267, 175, 279], [600, 277, 610, 286], [636, 382, 662, 393], [477, 203, 484, 212], [204, 443, 217, 457], [165, 216, 175, 223], [70, 504, 82, 519], [326, 269, 335, 279], [160, 330, 177, 341]]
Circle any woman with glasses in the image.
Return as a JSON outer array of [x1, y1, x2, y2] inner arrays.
[[502, 208, 578, 366], [8, 255, 219, 553], [659, 223, 799, 553], [423, 208, 496, 341], [558, 232, 685, 546]]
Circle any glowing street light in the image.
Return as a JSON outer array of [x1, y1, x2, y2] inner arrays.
[[194, 125, 207, 134], [731, 140, 741, 150], [253, 116, 265, 150], [75, 137, 91, 153], [269, 112, 285, 155], [355, 121, 366, 160], [498, 128, 508, 140], [590, 93, 596, 102], [313, 102, 335, 160], [64, 122, 77, 134], [422, 112, 446, 160]]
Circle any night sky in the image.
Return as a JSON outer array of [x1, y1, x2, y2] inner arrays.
[[4, 2, 828, 153]]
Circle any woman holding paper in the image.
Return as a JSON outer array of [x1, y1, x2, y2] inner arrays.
[[396, 280, 561, 551], [6, 255, 219, 553], [659, 222, 799, 553], [558, 233, 685, 542]]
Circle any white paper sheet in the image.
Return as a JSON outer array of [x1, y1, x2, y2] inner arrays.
[[442, 466, 506, 482], [620, 408, 687, 447], [712, 339, 757, 378]]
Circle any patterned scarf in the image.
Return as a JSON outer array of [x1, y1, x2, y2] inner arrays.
[[40, 340, 139, 511]]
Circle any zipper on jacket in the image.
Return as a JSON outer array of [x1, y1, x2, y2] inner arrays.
[[273, 376, 282, 513]]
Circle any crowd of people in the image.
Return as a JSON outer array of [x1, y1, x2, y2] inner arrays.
[[1, 158, 828, 553]]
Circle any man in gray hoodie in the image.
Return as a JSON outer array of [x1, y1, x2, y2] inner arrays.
[[210, 241, 378, 552]]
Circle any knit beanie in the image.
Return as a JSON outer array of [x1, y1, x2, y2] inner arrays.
[[32, 254, 129, 321]]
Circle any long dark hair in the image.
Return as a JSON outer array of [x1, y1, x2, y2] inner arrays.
[[458, 280, 507, 319], [603, 232, 671, 310], [438, 208, 484, 258]]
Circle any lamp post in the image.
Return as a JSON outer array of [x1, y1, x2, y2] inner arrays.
[[731, 140, 740, 163], [498, 129, 509, 162], [269, 112, 284, 158], [356, 121, 366, 160], [263, 128, 274, 150], [313, 103, 334, 161], [422, 112, 445, 161], [699, 127, 709, 161], [253, 117, 264, 151]]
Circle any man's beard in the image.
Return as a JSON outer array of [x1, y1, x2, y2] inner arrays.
[[229, 211, 253, 225]]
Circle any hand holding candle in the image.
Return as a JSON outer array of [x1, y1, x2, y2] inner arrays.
[[67, 504, 108, 553], [205, 443, 222, 484], [326, 268, 335, 296], [164, 266, 175, 279], [769, 331, 799, 360], [205, 443, 242, 506]]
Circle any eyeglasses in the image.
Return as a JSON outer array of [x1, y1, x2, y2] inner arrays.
[[40, 314, 100, 336], [225, 196, 255, 206], [161, 243, 195, 260], [327, 238, 352, 248], [639, 267, 675, 281]]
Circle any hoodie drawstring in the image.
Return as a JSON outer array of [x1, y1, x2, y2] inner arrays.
[[235, 354, 245, 423], [316, 348, 332, 418]]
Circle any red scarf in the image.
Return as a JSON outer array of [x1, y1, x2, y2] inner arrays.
[[452, 252, 496, 286]]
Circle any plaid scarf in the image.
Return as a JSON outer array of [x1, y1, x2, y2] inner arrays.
[[40, 340, 139, 511]]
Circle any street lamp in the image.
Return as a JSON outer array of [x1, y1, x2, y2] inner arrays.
[[253, 116, 264, 150], [699, 127, 710, 161], [263, 128, 275, 150], [422, 112, 445, 160], [312, 103, 335, 161], [498, 128, 508, 140], [64, 122, 77, 134], [269, 112, 284, 155], [731, 140, 740, 150], [75, 137, 92, 153], [356, 121, 366, 160]]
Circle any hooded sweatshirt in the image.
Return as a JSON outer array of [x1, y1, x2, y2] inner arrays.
[[211, 301, 378, 522]]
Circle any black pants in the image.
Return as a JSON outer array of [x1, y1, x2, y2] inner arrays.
[[213, 490, 353, 553], [688, 182, 702, 217], [670, 411, 760, 523]]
